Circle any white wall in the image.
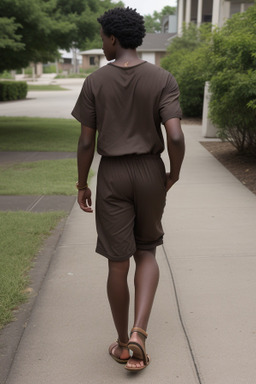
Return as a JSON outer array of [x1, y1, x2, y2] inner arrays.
[[141, 52, 155, 64], [99, 56, 109, 67]]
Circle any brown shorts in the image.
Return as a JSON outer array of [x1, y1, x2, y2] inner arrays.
[[95, 154, 167, 261]]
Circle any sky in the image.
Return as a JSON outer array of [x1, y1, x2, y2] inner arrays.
[[113, 0, 177, 16]]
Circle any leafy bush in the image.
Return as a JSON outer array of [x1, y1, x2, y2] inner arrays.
[[209, 5, 256, 155], [172, 45, 210, 116], [0, 81, 27, 101], [0, 71, 13, 79], [55, 73, 86, 79], [161, 23, 212, 117], [24, 67, 33, 75], [209, 69, 256, 155], [84, 66, 98, 75], [162, 4, 256, 155], [43, 64, 57, 73]]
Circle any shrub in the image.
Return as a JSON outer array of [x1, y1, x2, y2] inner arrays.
[[84, 66, 98, 75], [43, 64, 57, 73], [161, 23, 212, 117], [172, 45, 210, 116], [0, 81, 27, 101], [0, 71, 13, 79], [209, 4, 256, 155], [24, 67, 33, 75], [209, 69, 256, 155]]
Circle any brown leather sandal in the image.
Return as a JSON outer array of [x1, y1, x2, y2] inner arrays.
[[125, 327, 150, 371], [109, 339, 130, 364]]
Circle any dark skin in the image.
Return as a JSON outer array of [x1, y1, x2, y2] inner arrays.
[[77, 29, 185, 369]]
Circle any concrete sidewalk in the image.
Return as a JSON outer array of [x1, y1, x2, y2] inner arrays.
[[1, 124, 255, 384]]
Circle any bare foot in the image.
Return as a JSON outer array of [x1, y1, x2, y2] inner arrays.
[[126, 356, 145, 370], [125, 330, 149, 370]]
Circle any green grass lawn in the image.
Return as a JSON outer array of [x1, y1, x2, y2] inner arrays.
[[0, 159, 78, 195], [0, 211, 67, 329], [0, 117, 80, 151], [27, 84, 69, 91], [0, 116, 95, 328]]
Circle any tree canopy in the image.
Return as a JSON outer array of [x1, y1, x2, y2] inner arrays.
[[0, 0, 123, 72], [144, 6, 176, 33]]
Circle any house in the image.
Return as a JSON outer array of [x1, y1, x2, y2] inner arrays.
[[80, 49, 109, 70], [162, 15, 178, 33], [80, 33, 175, 70], [177, 0, 254, 34], [137, 33, 175, 66], [57, 49, 82, 74]]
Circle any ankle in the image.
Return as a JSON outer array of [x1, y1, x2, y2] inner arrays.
[[129, 327, 148, 345], [118, 339, 129, 347]]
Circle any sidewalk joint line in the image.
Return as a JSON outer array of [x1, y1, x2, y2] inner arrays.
[[26, 195, 44, 211], [162, 245, 203, 384]]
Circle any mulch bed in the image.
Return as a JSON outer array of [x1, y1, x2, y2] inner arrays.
[[181, 118, 256, 196], [201, 141, 256, 196]]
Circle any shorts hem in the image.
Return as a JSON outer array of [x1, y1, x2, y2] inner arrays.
[[136, 238, 163, 250], [95, 246, 136, 262]]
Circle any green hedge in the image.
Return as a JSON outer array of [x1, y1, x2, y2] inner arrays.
[[208, 5, 256, 155], [161, 23, 212, 117], [0, 81, 28, 101], [209, 69, 256, 155]]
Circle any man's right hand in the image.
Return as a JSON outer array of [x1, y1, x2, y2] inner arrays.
[[166, 173, 179, 192]]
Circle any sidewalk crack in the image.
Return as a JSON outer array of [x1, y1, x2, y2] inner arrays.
[[162, 245, 203, 384]]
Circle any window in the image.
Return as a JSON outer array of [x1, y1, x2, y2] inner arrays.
[[89, 56, 95, 66], [203, 14, 212, 22]]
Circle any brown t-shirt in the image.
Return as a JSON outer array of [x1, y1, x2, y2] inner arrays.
[[71, 61, 182, 156]]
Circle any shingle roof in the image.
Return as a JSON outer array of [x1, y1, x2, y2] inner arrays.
[[137, 33, 176, 52], [80, 33, 176, 56], [79, 49, 103, 55]]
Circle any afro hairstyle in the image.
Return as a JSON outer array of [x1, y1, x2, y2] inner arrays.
[[97, 7, 146, 49]]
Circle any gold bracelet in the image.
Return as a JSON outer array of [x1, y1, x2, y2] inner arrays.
[[76, 181, 88, 190]]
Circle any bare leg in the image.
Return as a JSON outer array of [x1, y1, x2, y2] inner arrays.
[[126, 248, 159, 369], [133, 248, 159, 330], [107, 259, 130, 360]]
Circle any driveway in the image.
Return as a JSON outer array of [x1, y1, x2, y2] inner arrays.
[[0, 78, 84, 119]]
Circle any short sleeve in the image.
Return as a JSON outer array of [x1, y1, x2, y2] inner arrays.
[[71, 76, 96, 129], [159, 74, 182, 123]]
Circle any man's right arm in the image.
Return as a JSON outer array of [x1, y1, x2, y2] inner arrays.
[[77, 124, 96, 212]]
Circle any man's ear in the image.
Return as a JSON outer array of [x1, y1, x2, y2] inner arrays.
[[110, 35, 116, 45]]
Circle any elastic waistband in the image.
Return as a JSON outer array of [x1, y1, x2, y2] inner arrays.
[[102, 153, 161, 160]]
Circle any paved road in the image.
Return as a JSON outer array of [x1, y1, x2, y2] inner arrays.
[[0, 78, 83, 118]]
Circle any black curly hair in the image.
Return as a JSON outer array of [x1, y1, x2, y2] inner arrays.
[[97, 7, 146, 49]]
